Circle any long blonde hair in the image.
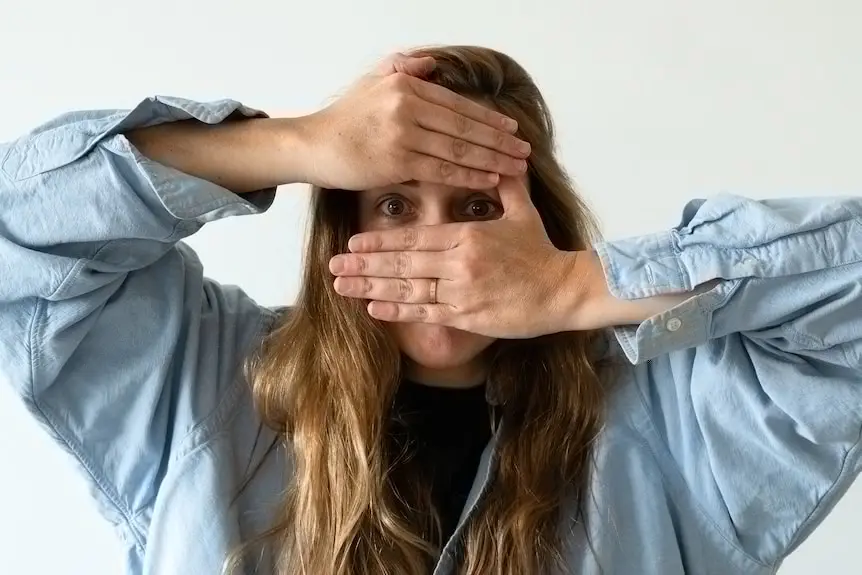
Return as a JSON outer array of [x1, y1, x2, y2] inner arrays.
[[228, 45, 607, 575]]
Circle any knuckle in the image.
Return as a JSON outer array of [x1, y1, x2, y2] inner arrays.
[[454, 257, 473, 280], [402, 227, 418, 248], [463, 262, 480, 282], [356, 255, 368, 272], [459, 292, 477, 312], [454, 113, 471, 135], [388, 123, 409, 148], [393, 93, 410, 115], [397, 279, 413, 301], [438, 160, 457, 182], [415, 305, 429, 319], [387, 71, 410, 89], [465, 251, 484, 275], [394, 252, 411, 277], [362, 278, 373, 294], [386, 90, 411, 116], [451, 138, 468, 159]]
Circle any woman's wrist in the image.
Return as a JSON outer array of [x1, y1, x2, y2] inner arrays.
[[555, 250, 696, 332], [551, 250, 615, 332], [270, 114, 324, 188]]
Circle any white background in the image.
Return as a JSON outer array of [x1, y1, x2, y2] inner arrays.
[[1, 0, 860, 573]]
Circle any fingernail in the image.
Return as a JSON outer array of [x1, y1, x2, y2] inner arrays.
[[329, 256, 344, 274], [517, 140, 531, 155], [503, 117, 518, 132], [516, 160, 528, 172]]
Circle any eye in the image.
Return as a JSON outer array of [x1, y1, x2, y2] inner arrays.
[[385, 198, 405, 216], [462, 198, 501, 220], [377, 195, 414, 219]]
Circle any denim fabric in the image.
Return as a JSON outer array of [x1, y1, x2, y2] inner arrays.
[[2, 96, 860, 574]]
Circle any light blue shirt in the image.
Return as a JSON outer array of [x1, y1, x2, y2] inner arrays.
[[1, 96, 861, 575]]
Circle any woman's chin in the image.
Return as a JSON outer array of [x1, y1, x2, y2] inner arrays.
[[390, 323, 496, 372]]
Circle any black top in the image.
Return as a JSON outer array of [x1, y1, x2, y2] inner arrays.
[[388, 379, 493, 545]]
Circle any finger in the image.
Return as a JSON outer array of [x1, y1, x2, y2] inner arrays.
[[410, 78, 522, 135], [334, 277, 440, 304], [394, 56, 436, 78], [373, 52, 412, 75], [406, 127, 528, 176], [367, 301, 453, 325], [329, 250, 450, 279], [405, 152, 500, 190], [347, 224, 460, 253], [497, 175, 536, 218], [413, 99, 531, 160]]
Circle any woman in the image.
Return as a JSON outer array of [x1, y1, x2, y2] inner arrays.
[[1, 45, 860, 575]]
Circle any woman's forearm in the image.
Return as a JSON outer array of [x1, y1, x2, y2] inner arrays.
[[557, 250, 707, 331], [126, 116, 315, 194]]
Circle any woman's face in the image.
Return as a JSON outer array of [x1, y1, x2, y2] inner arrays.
[[356, 181, 504, 386]]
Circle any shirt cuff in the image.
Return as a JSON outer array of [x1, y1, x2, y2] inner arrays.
[[593, 231, 732, 364], [3, 95, 269, 182], [119, 97, 277, 226]]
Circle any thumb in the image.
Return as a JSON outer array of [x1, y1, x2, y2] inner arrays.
[[498, 175, 537, 219]]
